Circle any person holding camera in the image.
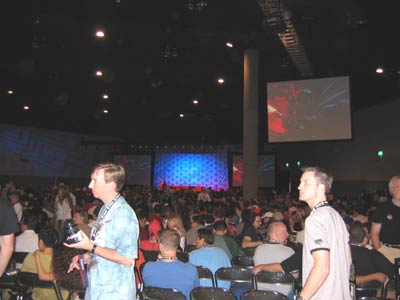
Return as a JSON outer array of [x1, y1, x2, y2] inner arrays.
[[65, 163, 139, 300]]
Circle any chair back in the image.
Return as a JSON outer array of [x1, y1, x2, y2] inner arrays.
[[395, 258, 400, 300], [142, 286, 186, 300], [231, 256, 254, 267], [190, 286, 235, 300], [12, 252, 29, 265], [349, 263, 356, 300], [240, 290, 289, 300], [215, 267, 254, 288], [255, 271, 294, 286], [18, 272, 63, 300], [254, 271, 294, 297], [196, 266, 214, 287]]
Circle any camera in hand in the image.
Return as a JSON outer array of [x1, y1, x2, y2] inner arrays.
[[64, 220, 83, 244]]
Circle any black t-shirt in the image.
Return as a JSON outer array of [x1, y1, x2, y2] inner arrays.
[[281, 248, 302, 273], [0, 195, 19, 235], [370, 200, 400, 244], [350, 245, 394, 278]]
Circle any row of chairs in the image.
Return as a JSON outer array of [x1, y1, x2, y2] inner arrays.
[[141, 286, 289, 300], [196, 266, 295, 291], [0, 271, 63, 300]]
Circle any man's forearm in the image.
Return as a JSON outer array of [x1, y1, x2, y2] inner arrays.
[[300, 266, 329, 299], [93, 244, 134, 267], [0, 234, 15, 277]]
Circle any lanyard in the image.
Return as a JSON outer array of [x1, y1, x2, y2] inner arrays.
[[312, 200, 329, 211], [90, 194, 120, 241]]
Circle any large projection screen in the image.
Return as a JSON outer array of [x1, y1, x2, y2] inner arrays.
[[153, 153, 229, 191], [114, 154, 151, 185], [232, 154, 275, 188], [267, 76, 352, 143]]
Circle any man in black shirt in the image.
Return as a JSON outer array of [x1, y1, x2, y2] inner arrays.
[[349, 222, 394, 285], [371, 175, 400, 263], [0, 193, 19, 276]]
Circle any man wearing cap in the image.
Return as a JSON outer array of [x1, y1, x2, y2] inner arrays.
[[297, 166, 351, 300]]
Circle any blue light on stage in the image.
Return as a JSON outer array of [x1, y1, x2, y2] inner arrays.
[[154, 153, 228, 190]]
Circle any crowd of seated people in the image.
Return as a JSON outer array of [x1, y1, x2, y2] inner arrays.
[[0, 179, 399, 300]]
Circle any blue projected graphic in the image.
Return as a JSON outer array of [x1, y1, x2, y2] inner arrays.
[[153, 153, 229, 190]]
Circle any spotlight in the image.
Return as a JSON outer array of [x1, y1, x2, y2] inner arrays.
[[192, 99, 199, 104], [226, 42, 233, 48], [376, 67, 384, 74], [179, 113, 184, 118], [95, 30, 105, 38], [7, 90, 14, 95], [103, 109, 109, 114], [102, 94, 109, 99], [217, 78, 224, 84], [23, 105, 30, 110], [95, 70, 103, 77]]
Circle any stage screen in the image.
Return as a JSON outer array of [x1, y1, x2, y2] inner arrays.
[[267, 76, 352, 143], [153, 153, 229, 191], [114, 154, 151, 185], [232, 154, 275, 187]]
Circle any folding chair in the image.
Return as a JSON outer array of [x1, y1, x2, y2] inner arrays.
[[254, 271, 295, 298], [142, 286, 186, 300], [240, 290, 289, 300], [190, 286, 235, 300], [196, 266, 214, 287], [231, 256, 254, 268], [18, 272, 63, 300]]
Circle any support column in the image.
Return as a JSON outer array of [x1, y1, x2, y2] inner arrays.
[[243, 49, 259, 201]]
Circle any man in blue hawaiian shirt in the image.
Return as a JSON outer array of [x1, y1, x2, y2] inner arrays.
[[66, 162, 139, 300]]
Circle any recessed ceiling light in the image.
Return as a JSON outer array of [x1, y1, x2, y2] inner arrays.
[[95, 70, 103, 77], [95, 30, 105, 38], [103, 109, 109, 114], [376, 67, 384, 74], [193, 99, 199, 104], [179, 113, 184, 118], [217, 78, 224, 84], [23, 105, 30, 110], [226, 42, 233, 48], [102, 94, 109, 99], [7, 90, 14, 95]]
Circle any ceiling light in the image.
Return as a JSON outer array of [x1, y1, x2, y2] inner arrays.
[[179, 113, 184, 118], [226, 42, 233, 48], [186, 0, 208, 12], [376, 67, 384, 74], [95, 70, 103, 77], [102, 94, 109, 99], [193, 99, 199, 104], [217, 78, 224, 84], [103, 109, 109, 114], [95, 30, 105, 38], [7, 90, 14, 95], [23, 105, 30, 110]]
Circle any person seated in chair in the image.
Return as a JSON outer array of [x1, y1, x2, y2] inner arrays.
[[349, 222, 394, 286], [21, 225, 68, 300], [142, 228, 199, 299], [189, 228, 231, 288], [253, 221, 295, 297]]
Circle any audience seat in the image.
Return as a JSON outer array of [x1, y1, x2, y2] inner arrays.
[[142, 286, 186, 300], [190, 286, 235, 300], [240, 290, 289, 300]]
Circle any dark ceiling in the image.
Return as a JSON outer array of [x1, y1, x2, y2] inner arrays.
[[1, 0, 399, 145]]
